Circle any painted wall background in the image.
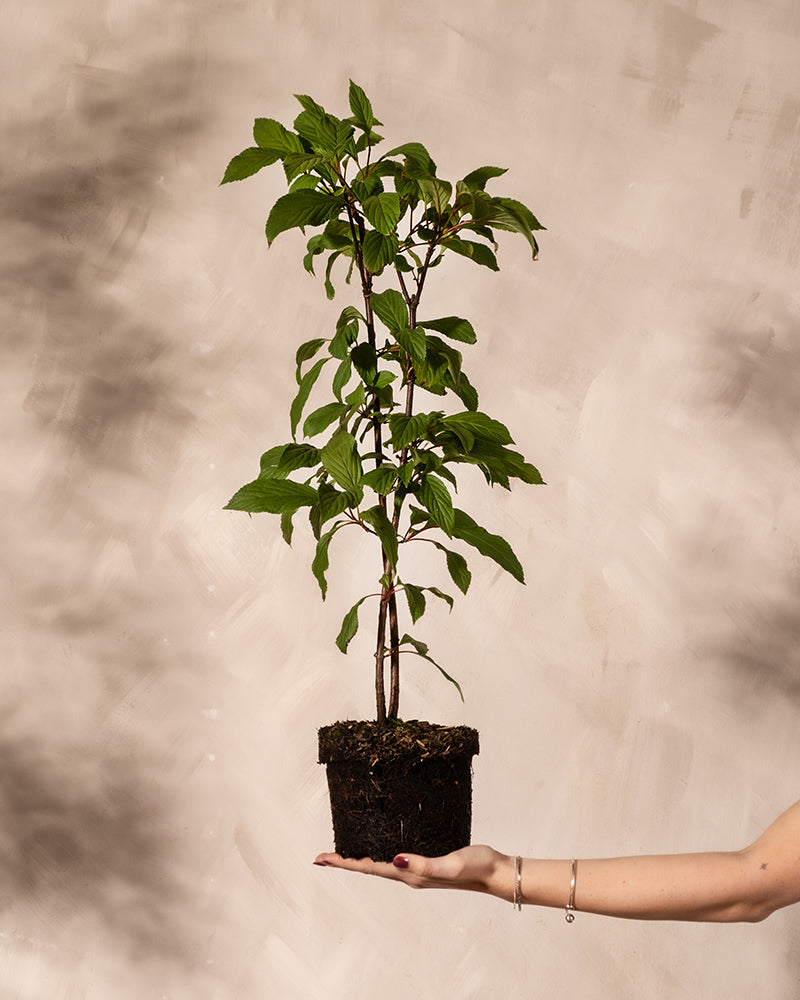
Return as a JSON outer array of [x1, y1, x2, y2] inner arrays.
[[3, 0, 799, 997]]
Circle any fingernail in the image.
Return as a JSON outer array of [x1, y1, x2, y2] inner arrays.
[[313, 860, 329, 867], [393, 856, 409, 869]]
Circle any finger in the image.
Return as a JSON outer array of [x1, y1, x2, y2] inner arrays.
[[313, 853, 405, 880]]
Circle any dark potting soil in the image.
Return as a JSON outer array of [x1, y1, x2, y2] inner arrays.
[[318, 719, 479, 862]]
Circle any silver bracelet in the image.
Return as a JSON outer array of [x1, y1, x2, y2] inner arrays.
[[513, 855, 523, 911], [565, 858, 577, 923]]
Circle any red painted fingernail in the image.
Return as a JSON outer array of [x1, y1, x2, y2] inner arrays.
[[313, 860, 329, 867], [393, 856, 409, 869]]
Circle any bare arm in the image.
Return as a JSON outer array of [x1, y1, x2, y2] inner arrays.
[[314, 799, 800, 922]]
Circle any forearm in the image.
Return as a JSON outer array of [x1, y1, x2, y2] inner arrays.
[[493, 848, 775, 922]]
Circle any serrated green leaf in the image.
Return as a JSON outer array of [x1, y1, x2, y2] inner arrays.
[[362, 230, 398, 273], [331, 358, 352, 400], [399, 633, 463, 701], [311, 524, 342, 599], [404, 583, 426, 624], [265, 190, 344, 245], [482, 198, 542, 259], [221, 147, 280, 184], [452, 370, 479, 411], [361, 504, 398, 568], [425, 586, 454, 611], [284, 152, 327, 182], [348, 80, 381, 130], [321, 430, 363, 500], [418, 473, 454, 536], [370, 288, 408, 331], [350, 341, 378, 385], [362, 193, 402, 235], [253, 118, 305, 154], [303, 401, 348, 438], [261, 443, 321, 479], [224, 478, 318, 514], [388, 411, 442, 450], [290, 357, 327, 439], [309, 483, 351, 538], [383, 142, 436, 174], [417, 175, 452, 215], [295, 338, 327, 376], [442, 411, 513, 445], [280, 510, 295, 545], [429, 541, 471, 594], [451, 509, 524, 583], [336, 593, 371, 652], [394, 327, 427, 367], [360, 464, 398, 496], [420, 316, 477, 344], [461, 165, 507, 191], [442, 237, 499, 271]]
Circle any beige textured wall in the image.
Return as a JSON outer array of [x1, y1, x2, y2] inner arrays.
[[3, 1, 799, 997]]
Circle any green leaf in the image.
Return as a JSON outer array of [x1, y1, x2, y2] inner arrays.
[[221, 147, 280, 184], [388, 411, 442, 450], [295, 337, 327, 377], [290, 357, 327, 439], [419, 316, 476, 344], [265, 190, 344, 245], [394, 327, 427, 367], [383, 142, 437, 174], [495, 196, 544, 232], [442, 411, 513, 445], [429, 541, 472, 594], [360, 464, 398, 496], [451, 509, 524, 583], [253, 118, 305, 155], [425, 586, 455, 611], [418, 473, 454, 536], [331, 358, 352, 400], [483, 198, 542, 259], [260, 443, 321, 478], [336, 593, 372, 652], [404, 583, 426, 624], [303, 401, 348, 438], [362, 230, 398, 273], [280, 510, 295, 545], [283, 152, 327, 182], [348, 81, 381, 130], [350, 341, 378, 385], [417, 175, 452, 215], [224, 478, 318, 514], [461, 165, 507, 191], [399, 634, 463, 701], [370, 288, 408, 332], [362, 193, 402, 235], [442, 237, 499, 271], [312, 524, 343, 599], [316, 113, 356, 158], [321, 430, 363, 500], [309, 483, 350, 538], [361, 504, 398, 568], [452, 370, 479, 411]]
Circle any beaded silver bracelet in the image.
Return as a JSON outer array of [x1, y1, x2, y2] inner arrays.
[[565, 858, 577, 923]]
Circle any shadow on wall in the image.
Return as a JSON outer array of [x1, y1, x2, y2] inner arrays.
[[693, 298, 800, 702], [0, 42, 223, 965], [0, 716, 199, 960]]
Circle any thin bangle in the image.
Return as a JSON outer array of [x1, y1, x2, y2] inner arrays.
[[565, 858, 577, 923], [513, 855, 523, 911]]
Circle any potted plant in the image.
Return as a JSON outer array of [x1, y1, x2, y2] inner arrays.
[[222, 82, 544, 861]]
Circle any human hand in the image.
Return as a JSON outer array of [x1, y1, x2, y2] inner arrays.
[[313, 844, 514, 900]]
